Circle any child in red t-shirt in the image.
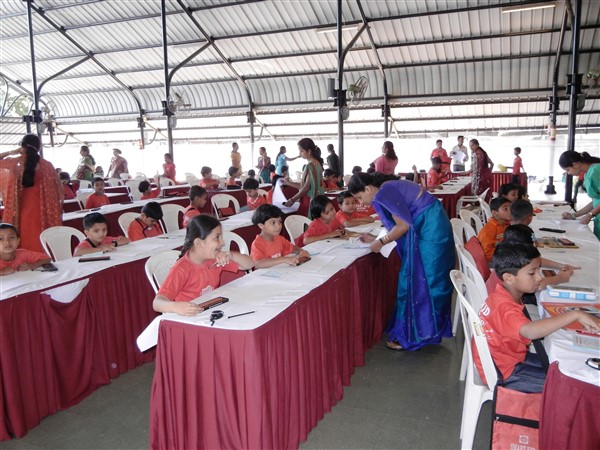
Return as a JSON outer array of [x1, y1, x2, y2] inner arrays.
[[322, 169, 339, 190], [127, 202, 164, 241], [296, 195, 345, 247], [226, 166, 241, 188], [139, 179, 161, 200], [59, 172, 77, 199], [199, 166, 220, 190], [335, 192, 375, 227], [477, 243, 599, 393], [250, 204, 309, 268], [477, 197, 512, 261], [85, 177, 110, 209], [0, 223, 51, 275], [243, 178, 267, 211], [153, 215, 254, 315], [426, 157, 449, 189], [73, 212, 129, 256], [183, 186, 208, 228]]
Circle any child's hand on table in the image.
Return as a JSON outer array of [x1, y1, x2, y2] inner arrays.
[[297, 249, 310, 259], [358, 233, 375, 244], [554, 269, 574, 283], [17, 263, 33, 271], [284, 255, 301, 266], [116, 236, 129, 246], [99, 244, 117, 252], [575, 312, 600, 334], [560, 264, 581, 271], [173, 302, 202, 316]]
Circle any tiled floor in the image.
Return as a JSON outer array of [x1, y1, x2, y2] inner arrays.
[[1, 326, 492, 450]]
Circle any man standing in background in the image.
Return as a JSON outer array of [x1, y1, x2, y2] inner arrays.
[[326, 144, 341, 175], [449, 135, 468, 172]]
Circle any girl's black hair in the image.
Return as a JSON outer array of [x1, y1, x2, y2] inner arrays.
[[469, 139, 492, 169], [309, 194, 332, 219], [558, 150, 600, 169], [20, 134, 41, 188], [0, 223, 19, 237], [347, 172, 398, 194], [268, 164, 276, 172], [201, 166, 212, 177], [180, 215, 220, 258], [382, 141, 398, 161], [138, 180, 150, 193], [498, 183, 518, 197], [59, 171, 70, 181], [80, 145, 95, 165], [297, 138, 324, 167], [251, 204, 284, 225], [492, 243, 540, 279], [323, 168, 336, 177], [502, 224, 535, 245], [517, 185, 528, 199], [351, 166, 362, 174]]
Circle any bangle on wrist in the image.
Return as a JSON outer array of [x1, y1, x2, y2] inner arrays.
[[378, 238, 384, 245]]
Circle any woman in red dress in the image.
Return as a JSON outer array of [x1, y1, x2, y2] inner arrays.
[[0, 134, 63, 252], [469, 138, 494, 200]]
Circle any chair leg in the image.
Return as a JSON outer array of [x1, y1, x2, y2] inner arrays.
[[459, 341, 467, 381], [452, 297, 461, 336], [460, 385, 485, 450]]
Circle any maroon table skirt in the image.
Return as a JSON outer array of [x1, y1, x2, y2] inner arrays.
[[432, 183, 472, 218], [0, 259, 159, 440], [539, 363, 600, 449], [149, 252, 400, 449], [491, 172, 527, 192]]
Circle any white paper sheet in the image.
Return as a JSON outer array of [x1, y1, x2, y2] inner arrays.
[[376, 229, 397, 258], [272, 179, 300, 213]]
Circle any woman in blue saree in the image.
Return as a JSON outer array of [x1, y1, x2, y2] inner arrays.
[[348, 173, 454, 350]]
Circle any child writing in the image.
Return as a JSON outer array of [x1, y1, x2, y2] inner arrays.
[[128, 202, 164, 241], [335, 191, 375, 227], [296, 195, 345, 247], [85, 177, 110, 209], [152, 215, 254, 315], [477, 243, 599, 393], [478, 196, 511, 261], [0, 223, 51, 275], [426, 157, 449, 189], [60, 172, 76, 199], [322, 169, 339, 190], [139, 179, 161, 200], [250, 204, 310, 268], [243, 178, 267, 210], [199, 166, 219, 190], [74, 212, 129, 256], [226, 166, 241, 189], [498, 183, 519, 202], [183, 186, 208, 228]]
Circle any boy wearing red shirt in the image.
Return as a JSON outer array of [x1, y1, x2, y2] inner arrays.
[[183, 186, 208, 228], [477, 243, 600, 393], [60, 172, 76, 199], [199, 166, 220, 190], [0, 223, 50, 275], [243, 178, 267, 210], [426, 157, 449, 188], [477, 197, 511, 261], [85, 177, 110, 209], [335, 192, 375, 227], [127, 202, 164, 241], [511, 147, 524, 185], [139, 179, 161, 200], [74, 212, 129, 256], [250, 204, 309, 268]]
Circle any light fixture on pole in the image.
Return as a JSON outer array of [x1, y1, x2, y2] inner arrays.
[[502, 1, 556, 14]]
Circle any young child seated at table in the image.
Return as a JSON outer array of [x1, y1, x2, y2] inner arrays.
[[127, 201, 164, 241], [516, 185, 529, 201], [296, 195, 345, 247], [74, 212, 129, 256], [152, 215, 254, 315], [478, 196, 511, 262], [243, 178, 267, 211], [139, 179, 161, 200], [250, 204, 309, 268], [477, 243, 600, 393], [247, 169, 256, 179], [268, 164, 277, 181], [322, 169, 339, 190], [0, 223, 51, 275], [183, 186, 208, 228], [485, 224, 578, 294], [60, 172, 76, 199], [335, 191, 375, 227], [426, 157, 449, 189], [498, 183, 519, 202], [280, 165, 290, 180], [510, 200, 534, 226], [199, 166, 220, 190], [85, 177, 110, 209], [226, 166, 241, 189]]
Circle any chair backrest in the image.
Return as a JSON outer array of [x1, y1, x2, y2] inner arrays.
[[126, 180, 143, 201], [477, 187, 490, 201], [119, 173, 131, 180], [217, 177, 227, 189], [295, 171, 303, 182], [136, 172, 147, 178], [76, 191, 92, 209], [450, 218, 476, 245], [222, 230, 249, 255], [479, 198, 493, 223], [160, 204, 185, 233], [343, 174, 352, 185], [450, 270, 498, 390], [106, 178, 124, 187], [78, 180, 92, 189], [284, 215, 312, 243], [459, 209, 484, 234], [210, 194, 240, 217], [185, 175, 200, 185], [118, 212, 139, 238], [159, 177, 175, 187], [40, 226, 86, 261], [144, 250, 180, 293], [455, 244, 487, 310], [257, 188, 268, 197]]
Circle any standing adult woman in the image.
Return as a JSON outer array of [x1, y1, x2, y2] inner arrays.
[[468, 139, 493, 200], [348, 173, 454, 350], [0, 134, 63, 252], [283, 138, 325, 217], [107, 148, 128, 179], [275, 146, 299, 175], [74, 145, 95, 181], [230, 142, 242, 172], [371, 141, 399, 175], [256, 147, 271, 183], [559, 150, 600, 240]]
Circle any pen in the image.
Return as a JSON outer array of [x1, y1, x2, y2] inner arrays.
[[228, 311, 256, 319]]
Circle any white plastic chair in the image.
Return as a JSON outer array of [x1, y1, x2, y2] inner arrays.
[[455, 187, 490, 217], [217, 177, 227, 190], [126, 180, 143, 201], [40, 226, 85, 261], [119, 173, 131, 180], [222, 230, 249, 255], [257, 188, 268, 197], [186, 175, 200, 185], [284, 215, 311, 244], [450, 218, 476, 246], [211, 193, 240, 218], [118, 212, 139, 238], [106, 178, 124, 187], [459, 209, 484, 234], [295, 171, 303, 182], [449, 270, 497, 450], [159, 177, 175, 187], [77, 191, 92, 209], [161, 204, 185, 233], [479, 198, 492, 223], [455, 244, 488, 309], [144, 250, 180, 293], [343, 174, 352, 185], [135, 172, 147, 179], [78, 180, 92, 189]]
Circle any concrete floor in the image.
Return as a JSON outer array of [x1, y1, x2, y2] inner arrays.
[[1, 326, 492, 450]]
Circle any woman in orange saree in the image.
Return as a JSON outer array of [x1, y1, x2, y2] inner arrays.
[[0, 134, 63, 253]]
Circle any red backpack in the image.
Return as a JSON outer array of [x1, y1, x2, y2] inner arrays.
[[491, 386, 542, 450]]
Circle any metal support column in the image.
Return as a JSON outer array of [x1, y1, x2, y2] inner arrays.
[[161, 0, 174, 157], [336, 0, 344, 172], [24, 0, 42, 141], [383, 79, 390, 138]]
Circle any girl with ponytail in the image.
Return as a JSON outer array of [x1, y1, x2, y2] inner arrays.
[[0, 134, 63, 252], [348, 172, 454, 351], [559, 150, 600, 239], [153, 215, 254, 316]]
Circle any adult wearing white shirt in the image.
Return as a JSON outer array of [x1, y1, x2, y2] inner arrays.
[[449, 135, 468, 172]]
